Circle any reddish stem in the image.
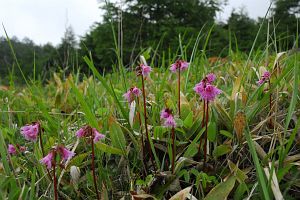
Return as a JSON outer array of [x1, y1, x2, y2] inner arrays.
[[171, 127, 175, 174], [203, 101, 209, 163], [141, 76, 156, 171], [197, 100, 206, 158], [53, 151, 58, 200], [137, 97, 147, 176], [178, 69, 181, 117], [91, 136, 100, 200]]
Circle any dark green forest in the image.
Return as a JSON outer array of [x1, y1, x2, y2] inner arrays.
[[0, 0, 299, 84]]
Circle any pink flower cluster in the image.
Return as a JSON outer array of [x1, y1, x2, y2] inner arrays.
[[8, 144, 26, 155], [194, 73, 222, 101], [170, 60, 189, 73], [141, 64, 152, 77], [257, 71, 271, 85], [123, 87, 142, 104], [160, 108, 176, 127], [20, 122, 40, 142], [76, 126, 105, 143], [40, 145, 75, 169]]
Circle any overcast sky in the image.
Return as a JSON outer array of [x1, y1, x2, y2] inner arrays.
[[0, 0, 271, 46]]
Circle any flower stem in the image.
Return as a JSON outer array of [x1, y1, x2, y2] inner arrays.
[[53, 152, 58, 200], [137, 97, 147, 176], [91, 136, 100, 200], [141, 75, 156, 171], [197, 100, 206, 158], [203, 101, 209, 163], [171, 127, 175, 174], [178, 69, 181, 117]]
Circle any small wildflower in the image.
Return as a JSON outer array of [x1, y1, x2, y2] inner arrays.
[[93, 128, 105, 143], [58, 146, 75, 161], [40, 151, 54, 169], [8, 144, 16, 155], [160, 108, 171, 119], [76, 128, 85, 138], [76, 126, 105, 143], [170, 60, 189, 73], [123, 87, 141, 104], [206, 73, 216, 83], [132, 87, 142, 96], [194, 73, 222, 101], [20, 122, 39, 142], [160, 108, 176, 127], [257, 71, 271, 85], [141, 64, 152, 77]]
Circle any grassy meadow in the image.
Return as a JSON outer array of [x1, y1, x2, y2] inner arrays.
[[0, 27, 300, 200]]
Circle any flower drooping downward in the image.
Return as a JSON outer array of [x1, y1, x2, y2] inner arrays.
[[160, 108, 176, 128], [20, 122, 40, 142], [40, 145, 75, 169], [141, 64, 152, 77], [123, 87, 142, 104], [76, 126, 105, 143], [8, 144, 16, 155], [170, 60, 189, 73], [194, 73, 222, 101], [40, 151, 54, 169], [257, 71, 271, 85]]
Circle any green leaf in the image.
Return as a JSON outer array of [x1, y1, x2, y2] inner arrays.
[[109, 121, 127, 155], [204, 176, 236, 200], [220, 130, 234, 139], [207, 122, 217, 142], [213, 145, 232, 159], [183, 111, 193, 128], [95, 142, 123, 155]]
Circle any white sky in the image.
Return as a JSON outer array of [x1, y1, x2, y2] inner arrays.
[[0, 0, 271, 46]]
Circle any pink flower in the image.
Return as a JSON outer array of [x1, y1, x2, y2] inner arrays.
[[132, 87, 141, 96], [141, 65, 152, 77], [170, 60, 189, 73], [160, 108, 171, 119], [58, 147, 75, 161], [194, 74, 222, 101], [206, 73, 216, 83], [123, 90, 133, 103], [40, 152, 54, 169], [76, 128, 85, 138], [76, 126, 105, 143], [20, 123, 39, 142], [160, 108, 176, 127], [257, 71, 271, 85], [8, 144, 16, 155], [164, 115, 176, 127], [19, 146, 26, 152], [201, 85, 222, 101], [123, 87, 141, 104], [93, 128, 105, 143]]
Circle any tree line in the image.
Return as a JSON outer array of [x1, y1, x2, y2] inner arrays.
[[0, 0, 299, 84]]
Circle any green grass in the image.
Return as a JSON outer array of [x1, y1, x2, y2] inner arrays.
[[0, 25, 300, 199]]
